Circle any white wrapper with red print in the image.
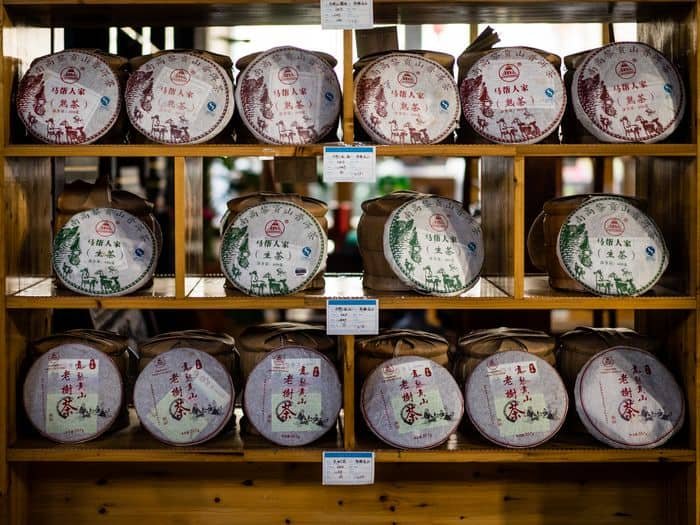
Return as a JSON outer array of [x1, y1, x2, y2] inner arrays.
[[17, 50, 121, 144], [461, 47, 566, 144], [575, 346, 684, 449], [571, 42, 685, 143]]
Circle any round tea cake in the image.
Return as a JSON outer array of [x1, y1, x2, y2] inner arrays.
[[235, 47, 341, 144], [571, 42, 685, 143], [354, 52, 460, 144], [361, 356, 463, 449], [134, 347, 234, 446], [125, 51, 234, 144], [575, 346, 684, 448], [461, 47, 566, 144], [243, 346, 341, 446], [464, 350, 568, 448], [53, 207, 157, 297], [17, 50, 121, 144], [556, 196, 668, 296], [220, 201, 327, 296], [23, 344, 123, 444], [383, 196, 483, 296]]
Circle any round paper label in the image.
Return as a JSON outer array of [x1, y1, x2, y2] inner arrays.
[[383, 196, 484, 296], [125, 52, 234, 144], [461, 47, 566, 144], [354, 53, 460, 144], [243, 346, 342, 446], [572, 42, 685, 143], [134, 347, 234, 446], [220, 201, 327, 296], [464, 350, 568, 448], [575, 346, 684, 448], [23, 343, 123, 444], [53, 208, 157, 297], [361, 356, 463, 449], [556, 197, 668, 296], [17, 50, 121, 144], [235, 47, 341, 144]]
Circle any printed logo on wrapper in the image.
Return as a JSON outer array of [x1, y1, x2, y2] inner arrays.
[[575, 346, 685, 448], [361, 356, 463, 449], [464, 350, 568, 448], [572, 42, 685, 143], [354, 53, 460, 145], [52, 207, 157, 297], [220, 201, 327, 296], [16, 50, 122, 144], [134, 347, 234, 446], [125, 51, 234, 145], [23, 343, 123, 444], [235, 47, 341, 145], [556, 196, 669, 296], [244, 347, 342, 446], [383, 196, 484, 296], [461, 47, 566, 145]]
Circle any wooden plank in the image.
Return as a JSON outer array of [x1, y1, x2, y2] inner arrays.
[[342, 335, 355, 450], [184, 158, 203, 278], [174, 157, 186, 299], [23, 463, 677, 525], [513, 156, 524, 298], [8, 465, 27, 525]]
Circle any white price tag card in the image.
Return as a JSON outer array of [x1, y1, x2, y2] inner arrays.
[[321, 0, 374, 30], [323, 146, 376, 183], [327, 299, 379, 335], [322, 451, 375, 485]]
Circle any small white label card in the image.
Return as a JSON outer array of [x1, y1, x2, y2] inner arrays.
[[322, 451, 375, 485], [320, 0, 374, 30], [323, 146, 376, 183], [326, 299, 379, 335]]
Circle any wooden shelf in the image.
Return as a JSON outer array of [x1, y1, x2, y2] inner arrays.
[[3, 143, 696, 159], [8, 414, 693, 464], [6, 275, 695, 309], [2, 0, 694, 26]]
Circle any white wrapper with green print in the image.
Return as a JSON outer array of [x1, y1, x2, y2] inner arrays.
[[556, 196, 668, 296], [220, 201, 327, 296], [53, 207, 157, 296], [383, 196, 484, 296]]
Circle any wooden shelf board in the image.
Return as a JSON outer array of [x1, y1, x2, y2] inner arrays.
[[3, 0, 693, 26], [6, 275, 695, 309], [4, 143, 696, 159]]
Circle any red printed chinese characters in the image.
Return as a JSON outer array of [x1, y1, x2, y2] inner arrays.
[[575, 346, 684, 448], [134, 347, 234, 446], [235, 47, 341, 144], [460, 47, 566, 144], [464, 350, 568, 448], [23, 344, 123, 444], [17, 50, 122, 144], [126, 51, 234, 144], [361, 356, 463, 449], [354, 53, 460, 144], [571, 42, 685, 143], [243, 346, 342, 446]]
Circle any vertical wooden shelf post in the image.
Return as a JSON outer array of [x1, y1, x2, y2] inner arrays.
[[342, 334, 356, 450]]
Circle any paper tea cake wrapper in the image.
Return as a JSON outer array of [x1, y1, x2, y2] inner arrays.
[[17, 49, 122, 144], [134, 347, 234, 446], [575, 346, 684, 449], [220, 201, 327, 296], [361, 355, 463, 449], [556, 196, 668, 296], [235, 46, 341, 145], [23, 343, 123, 444], [460, 47, 566, 144], [383, 196, 483, 296], [354, 52, 460, 144], [126, 51, 234, 144], [243, 346, 342, 446], [52, 207, 157, 297], [464, 350, 568, 448], [571, 42, 685, 143]]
